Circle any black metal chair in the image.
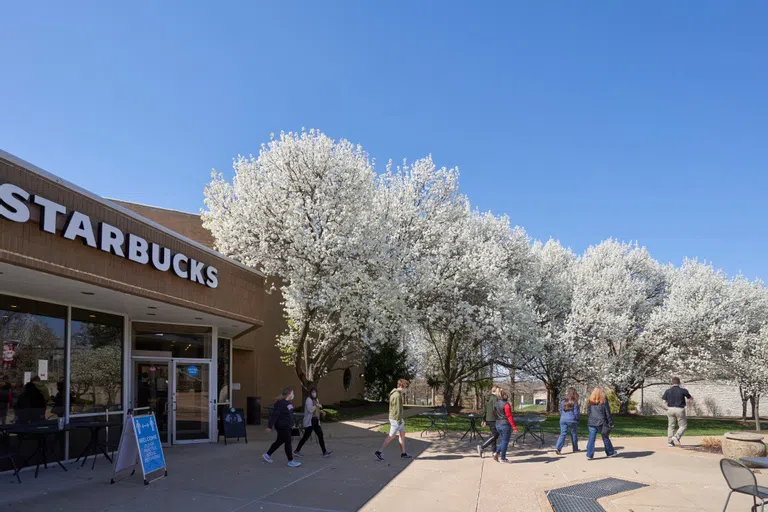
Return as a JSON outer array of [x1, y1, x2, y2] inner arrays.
[[720, 458, 768, 511], [0, 434, 21, 483]]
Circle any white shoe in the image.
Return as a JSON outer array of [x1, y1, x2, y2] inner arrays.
[[262, 453, 273, 464], [293, 451, 304, 458], [287, 460, 302, 467]]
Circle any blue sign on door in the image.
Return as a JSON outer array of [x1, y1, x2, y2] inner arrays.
[[186, 365, 199, 377], [133, 415, 166, 475]]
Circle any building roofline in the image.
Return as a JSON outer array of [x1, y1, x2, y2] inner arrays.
[[0, 149, 266, 279], [107, 198, 200, 217]]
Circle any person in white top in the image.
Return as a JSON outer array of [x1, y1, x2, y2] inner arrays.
[[294, 387, 331, 458]]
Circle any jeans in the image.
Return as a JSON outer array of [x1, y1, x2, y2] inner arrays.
[[296, 417, 327, 454], [267, 428, 294, 461], [555, 421, 579, 452], [480, 422, 499, 453], [495, 422, 512, 460], [586, 426, 615, 458], [667, 407, 687, 442]]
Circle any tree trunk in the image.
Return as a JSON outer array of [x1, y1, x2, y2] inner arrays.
[[453, 382, 463, 408], [740, 386, 748, 422], [431, 387, 436, 407], [442, 383, 454, 410], [756, 394, 761, 432], [546, 380, 562, 414], [509, 368, 516, 412], [751, 394, 757, 420]]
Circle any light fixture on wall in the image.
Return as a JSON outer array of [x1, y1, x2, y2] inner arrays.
[[147, 306, 157, 310], [89, 314, 96, 318], [9, 305, 17, 309], [81, 291, 95, 296]]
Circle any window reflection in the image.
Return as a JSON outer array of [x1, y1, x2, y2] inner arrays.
[[218, 338, 231, 404], [0, 294, 66, 425], [70, 308, 124, 414]]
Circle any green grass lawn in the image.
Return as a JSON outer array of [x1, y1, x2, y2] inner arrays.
[[379, 413, 768, 437]]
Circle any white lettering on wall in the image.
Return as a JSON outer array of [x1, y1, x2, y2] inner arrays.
[[172, 253, 189, 279], [127, 233, 150, 264], [32, 195, 66, 234], [63, 211, 97, 248], [98, 222, 125, 257], [0, 182, 219, 288], [0, 184, 31, 223]]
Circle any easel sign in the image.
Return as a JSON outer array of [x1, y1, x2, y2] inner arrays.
[[111, 410, 168, 485]]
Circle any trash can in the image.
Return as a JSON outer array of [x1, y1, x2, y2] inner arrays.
[[247, 396, 261, 425]]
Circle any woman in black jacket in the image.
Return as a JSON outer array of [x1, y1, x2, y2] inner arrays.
[[586, 387, 618, 460], [263, 387, 301, 467]]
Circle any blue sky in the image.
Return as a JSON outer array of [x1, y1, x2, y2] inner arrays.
[[2, 3, 767, 280]]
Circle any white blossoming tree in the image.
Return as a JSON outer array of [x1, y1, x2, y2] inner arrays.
[[517, 240, 576, 413], [567, 239, 669, 413], [203, 130, 397, 397]]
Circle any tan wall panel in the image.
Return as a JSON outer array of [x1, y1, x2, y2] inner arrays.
[[0, 157, 264, 325]]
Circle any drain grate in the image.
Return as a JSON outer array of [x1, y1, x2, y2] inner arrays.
[[546, 478, 647, 512]]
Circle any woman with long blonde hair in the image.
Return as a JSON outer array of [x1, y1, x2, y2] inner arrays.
[[586, 387, 617, 460], [555, 387, 580, 455]]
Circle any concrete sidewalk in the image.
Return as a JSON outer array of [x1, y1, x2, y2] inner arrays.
[[1, 414, 762, 512]]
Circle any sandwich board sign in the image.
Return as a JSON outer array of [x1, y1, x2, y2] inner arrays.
[[111, 411, 168, 485]]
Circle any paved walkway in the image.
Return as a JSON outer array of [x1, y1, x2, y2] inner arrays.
[[0, 414, 763, 512]]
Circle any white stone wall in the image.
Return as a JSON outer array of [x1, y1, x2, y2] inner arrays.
[[632, 380, 744, 417]]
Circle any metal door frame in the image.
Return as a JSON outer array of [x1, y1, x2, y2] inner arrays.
[[171, 359, 213, 445]]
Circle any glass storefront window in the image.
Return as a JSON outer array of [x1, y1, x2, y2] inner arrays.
[[217, 338, 231, 405], [0, 293, 66, 426], [70, 308, 124, 415], [131, 323, 212, 358]]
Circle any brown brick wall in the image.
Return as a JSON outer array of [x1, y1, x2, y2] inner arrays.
[[110, 201, 216, 249], [0, 156, 264, 326]]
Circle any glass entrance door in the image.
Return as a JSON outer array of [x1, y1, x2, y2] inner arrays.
[[133, 360, 171, 445], [172, 361, 211, 444]]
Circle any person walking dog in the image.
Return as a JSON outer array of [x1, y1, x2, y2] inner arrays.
[[663, 377, 693, 447], [555, 387, 580, 455], [375, 379, 413, 461], [263, 387, 301, 467]]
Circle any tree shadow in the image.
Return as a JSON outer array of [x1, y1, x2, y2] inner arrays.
[[616, 451, 654, 459]]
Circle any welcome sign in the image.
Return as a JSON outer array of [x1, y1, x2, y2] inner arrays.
[[0, 182, 219, 288]]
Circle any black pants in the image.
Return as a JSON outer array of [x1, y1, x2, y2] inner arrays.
[[267, 428, 293, 461], [296, 417, 327, 454], [480, 422, 499, 452]]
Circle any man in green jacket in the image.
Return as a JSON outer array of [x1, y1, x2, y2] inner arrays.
[[375, 379, 413, 461], [477, 385, 500, 458]]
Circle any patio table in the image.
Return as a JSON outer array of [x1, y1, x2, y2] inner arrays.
[[68, 420, 122, 469], [419, 410, 447, 438], [459, 414, 484, 442], [511, 415, 545, 448], [3, 422, 68, 478]]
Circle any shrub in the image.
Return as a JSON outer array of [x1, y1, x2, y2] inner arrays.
[[607, 390, 638, 414]]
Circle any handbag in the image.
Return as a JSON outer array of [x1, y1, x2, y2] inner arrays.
[[601, 423, 612, 436]]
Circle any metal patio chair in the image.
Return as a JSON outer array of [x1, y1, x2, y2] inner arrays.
[[0, 434, 21, 483], [720, 458, 768, 511]]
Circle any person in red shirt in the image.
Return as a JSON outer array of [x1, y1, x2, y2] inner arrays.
[[492, 390, 518, 463]]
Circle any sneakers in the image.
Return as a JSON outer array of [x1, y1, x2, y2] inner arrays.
[[287, 460, 302, 467], [477, 445, 483, 458], [492, 453, 499, 462], [667, 442, 675, 448], [375, 451, 384, 461], [607, 452, 619, 458], [555, 449, 562, 455], [293, 451, 304, 458], [586, 456, 594, 461], [323, 451, 333, 458], [262, 453, 273, 464], [401, 453, 413, 459]]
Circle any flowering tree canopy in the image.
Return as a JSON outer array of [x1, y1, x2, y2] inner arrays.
[[203, 130, 396, 395]]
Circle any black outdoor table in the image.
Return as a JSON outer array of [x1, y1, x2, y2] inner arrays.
[[5, 423, 68, 478], [68, 420, 122, 469], [511, 415, 545, 448], [460, 414, 484, 442], [419, 411, 447, 438]]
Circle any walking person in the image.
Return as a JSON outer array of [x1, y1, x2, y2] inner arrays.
[[586, 387, 617, 460], [477, 385, 501, 458], [294, 387, 332, 458], [555, 387, 580, 455], [663, 377, 693, 447], [492, 390, 519, 463], [263, 387, 301, 467], [375, 379, 413, 461]]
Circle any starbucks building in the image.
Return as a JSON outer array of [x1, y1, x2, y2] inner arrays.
[[0, 150, 364, 473]]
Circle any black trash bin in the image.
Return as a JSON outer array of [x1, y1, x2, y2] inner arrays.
[[247, 396, 261, 425]]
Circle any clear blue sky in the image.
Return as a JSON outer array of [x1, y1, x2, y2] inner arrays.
[[2, 3, 767, 280]]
